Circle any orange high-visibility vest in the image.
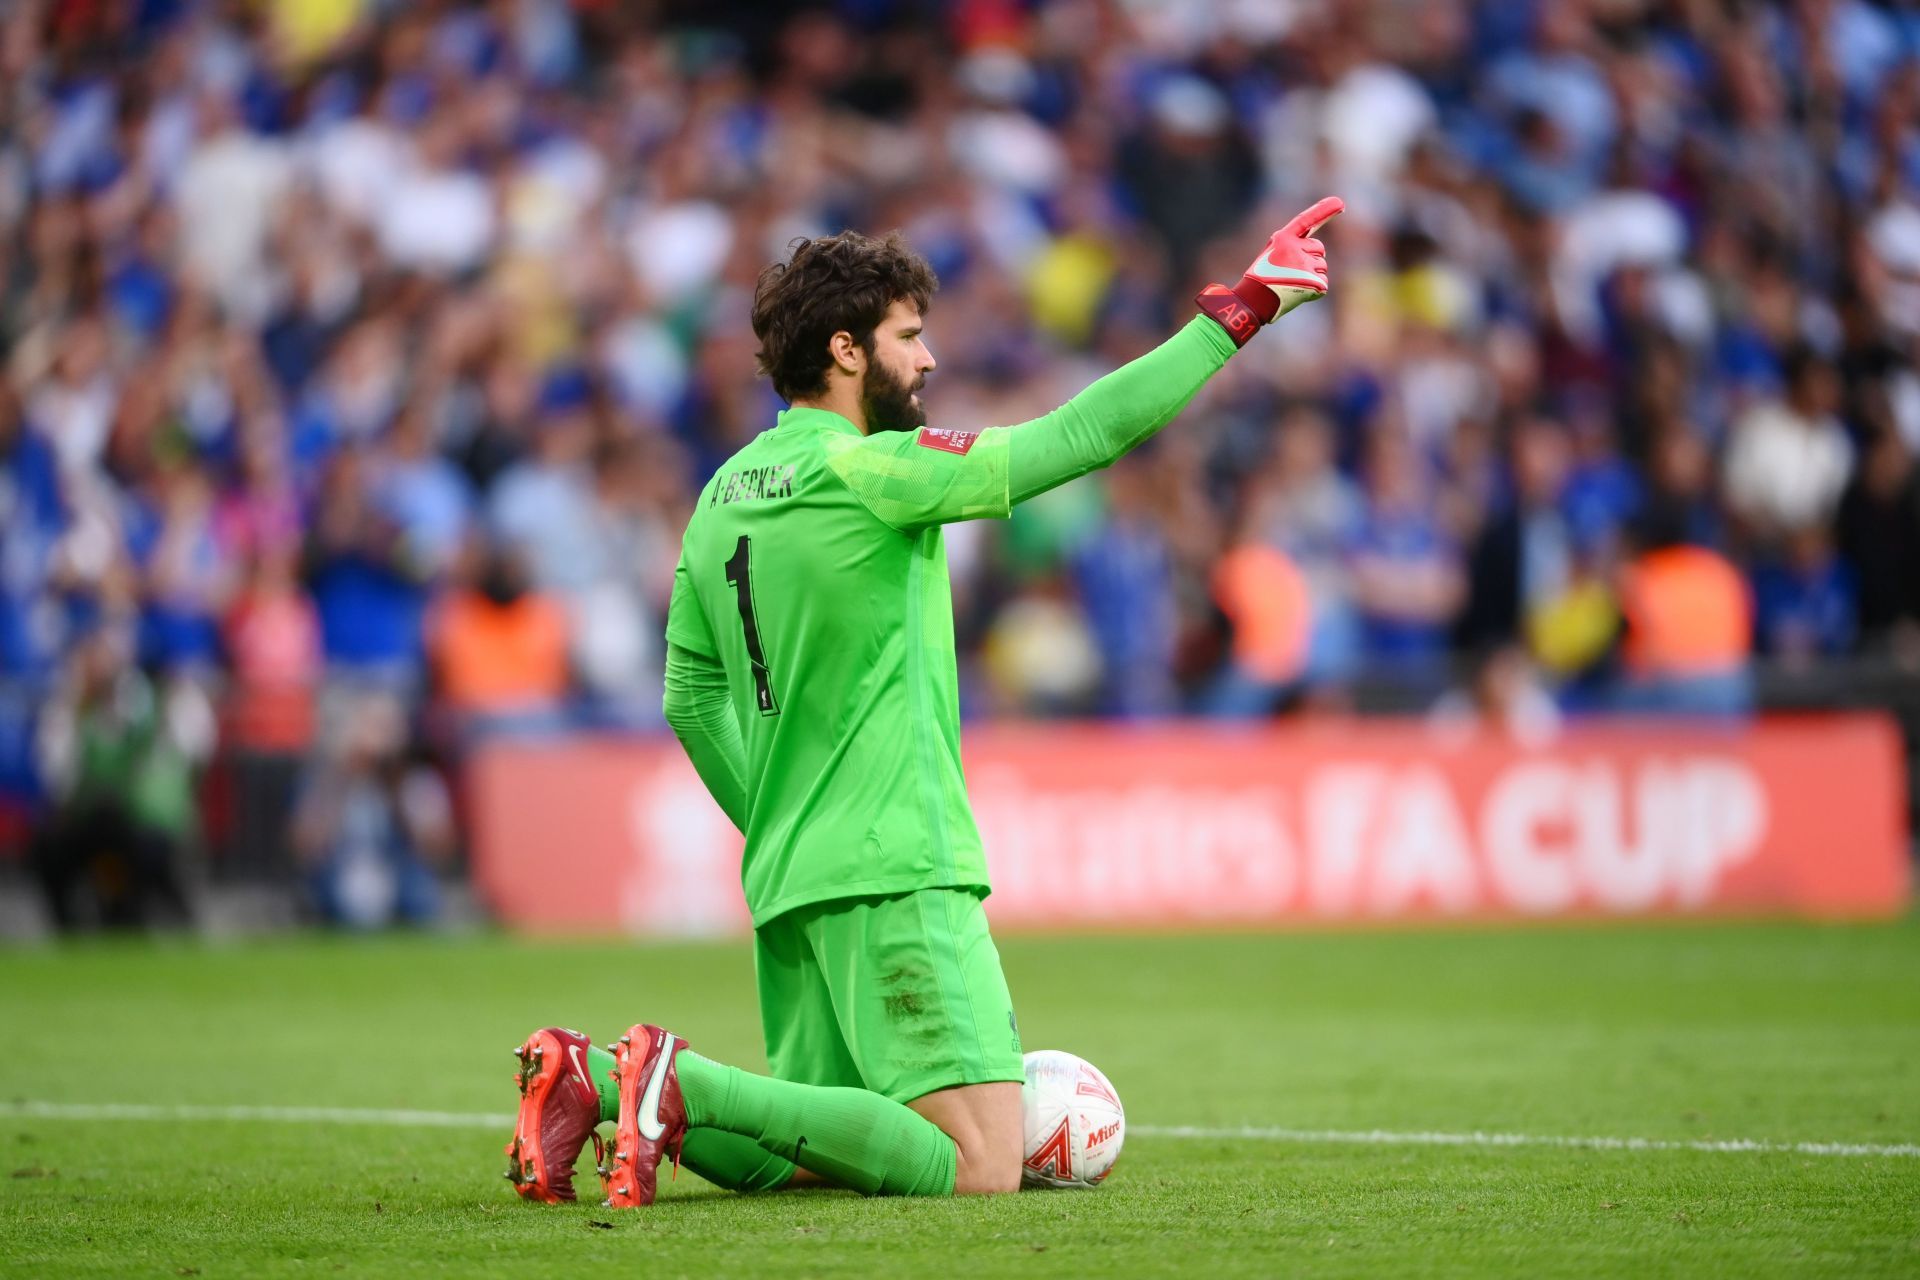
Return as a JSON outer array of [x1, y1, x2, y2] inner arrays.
[[430, 592, 571, 711], [1619, 546, 1752, 676], [1211, 544, 1311, 682]]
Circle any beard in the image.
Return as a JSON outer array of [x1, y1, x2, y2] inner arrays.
[[860, 358, 927, 434]]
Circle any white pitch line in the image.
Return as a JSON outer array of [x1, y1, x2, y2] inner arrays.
[[3, 1101, 513, 1129], [1128, 1125, 1920, 1160], [4, 1101, 1916, 1160]]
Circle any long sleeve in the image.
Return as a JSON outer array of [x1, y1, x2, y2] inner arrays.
[[1003, 313, 1236, 503], [819, 313, 1238, 533], [662, 640, 750, 833]]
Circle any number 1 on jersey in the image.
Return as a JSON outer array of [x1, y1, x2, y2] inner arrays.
[[725, 535, 780, 715]]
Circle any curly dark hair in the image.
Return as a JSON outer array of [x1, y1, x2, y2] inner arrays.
[[750, 231, 938, 403]]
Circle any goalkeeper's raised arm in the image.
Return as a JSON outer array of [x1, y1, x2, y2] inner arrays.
[[1001, 195, 1344, 504], [805, 196, 1344, 531]]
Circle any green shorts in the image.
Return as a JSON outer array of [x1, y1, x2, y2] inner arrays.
[[754, 887, 1024, 1103]]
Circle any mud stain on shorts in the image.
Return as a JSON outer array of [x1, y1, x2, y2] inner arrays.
[[880, 966, 928, 1021]]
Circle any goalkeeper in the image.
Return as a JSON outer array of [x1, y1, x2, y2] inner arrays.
[[504, 197, 1343, 1207]]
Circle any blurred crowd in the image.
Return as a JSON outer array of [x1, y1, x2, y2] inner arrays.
[[7, 0, 1920, 925]]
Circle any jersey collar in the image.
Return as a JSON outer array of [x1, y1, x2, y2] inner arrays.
[[777, 405, 863, 436]]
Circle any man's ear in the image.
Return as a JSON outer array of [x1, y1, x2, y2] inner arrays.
[[828, 330, 865, 378]]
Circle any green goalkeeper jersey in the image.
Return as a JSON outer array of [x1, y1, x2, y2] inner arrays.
[[664, 313, 1237, 926], [666, 408, 1013, 923]]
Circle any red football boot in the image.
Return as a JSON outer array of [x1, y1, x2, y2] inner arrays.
[[603, 1023, 691, 1208], [503, 1027, 604, 1203]]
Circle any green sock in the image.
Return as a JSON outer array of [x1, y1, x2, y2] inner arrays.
[[679, 1129, 799, 1193], [673, 1051, 956, 1197], [588, 1043, 795, 1191], [587, 1044, 620, 1123]]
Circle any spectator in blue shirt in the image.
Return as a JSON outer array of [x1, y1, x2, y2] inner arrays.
[[1751, 527, 1858, 663], [304, 450, 430, 685], [1070, 454, 1178, 719], [1349, 430, 1465, 672], [0, 384, 66, 680]]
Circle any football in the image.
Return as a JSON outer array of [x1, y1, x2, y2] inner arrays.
[[1019, 1049, 1125, 1189]]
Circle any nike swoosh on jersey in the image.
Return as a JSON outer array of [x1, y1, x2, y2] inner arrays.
[[637, 1031, 675, 1141]]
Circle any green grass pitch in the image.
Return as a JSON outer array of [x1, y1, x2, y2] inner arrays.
[[2, 921, 1917, 1277]]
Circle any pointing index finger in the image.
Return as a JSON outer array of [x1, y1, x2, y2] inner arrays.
[[1284, 196, 1345, 236]]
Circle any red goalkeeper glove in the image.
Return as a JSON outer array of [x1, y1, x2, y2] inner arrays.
[[1196, 195, 1344, 348]]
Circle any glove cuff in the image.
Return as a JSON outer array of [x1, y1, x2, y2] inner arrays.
[[1195, 283, 1270, 348], [1229, 275, 1283, 325]]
